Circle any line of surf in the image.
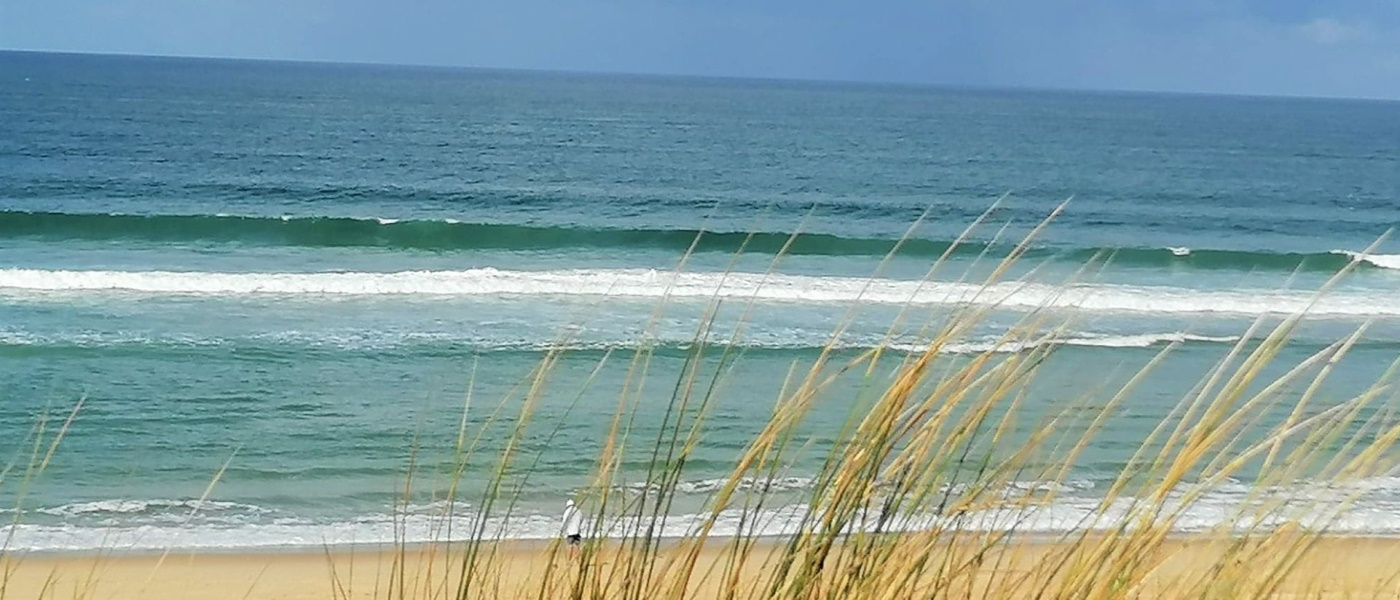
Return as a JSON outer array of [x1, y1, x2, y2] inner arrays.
[[2, 267, 1396, 317]]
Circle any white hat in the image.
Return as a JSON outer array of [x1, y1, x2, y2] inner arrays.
[[566, 499, 575, 507]]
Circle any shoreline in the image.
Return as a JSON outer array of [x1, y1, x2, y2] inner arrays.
[[11, 528, 1400, 559], [5, 534, 1400, 599]]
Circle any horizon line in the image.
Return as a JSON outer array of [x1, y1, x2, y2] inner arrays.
[[3, 47, 1398, 104]]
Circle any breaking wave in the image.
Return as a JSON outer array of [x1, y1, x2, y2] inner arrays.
[[2, 267, 1395, 317]]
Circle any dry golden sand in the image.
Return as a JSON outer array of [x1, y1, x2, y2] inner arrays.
[[4, 536, 1400, 599]]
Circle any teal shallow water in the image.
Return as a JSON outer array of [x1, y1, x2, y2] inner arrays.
[[3, 51, 1400, 550]]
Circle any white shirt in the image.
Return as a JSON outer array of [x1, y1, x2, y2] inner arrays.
[[562, 504, 582, 537]]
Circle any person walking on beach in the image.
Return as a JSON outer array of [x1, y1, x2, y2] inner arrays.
[[561, 499, 583, 558]]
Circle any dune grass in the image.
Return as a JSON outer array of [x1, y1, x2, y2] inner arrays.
[[347, 209, 1400, 600], [5, 208, 1400, 599]]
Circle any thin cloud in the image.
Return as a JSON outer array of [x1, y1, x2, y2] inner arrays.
[[1297, 17, 1372, 45]]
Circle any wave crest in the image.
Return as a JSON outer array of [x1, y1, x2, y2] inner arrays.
[[2, 210, 1393, 272], [1331, 250, 1400, 270]]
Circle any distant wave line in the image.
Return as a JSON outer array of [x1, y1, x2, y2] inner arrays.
[[2, 210, 1397, 271]]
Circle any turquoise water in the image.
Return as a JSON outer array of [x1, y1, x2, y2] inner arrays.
[[3, 51, 1400, 551]]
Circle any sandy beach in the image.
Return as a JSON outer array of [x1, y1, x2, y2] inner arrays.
[[5, 535, 1400, 600]]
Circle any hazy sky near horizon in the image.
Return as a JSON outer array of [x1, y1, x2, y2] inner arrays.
[[3, 0, 1399, 99]]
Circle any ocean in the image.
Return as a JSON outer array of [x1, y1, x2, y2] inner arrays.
[[2, 51, 1400, 552]]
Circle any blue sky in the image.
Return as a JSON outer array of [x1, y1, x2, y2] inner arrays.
[[3, 0, 1399, 99]]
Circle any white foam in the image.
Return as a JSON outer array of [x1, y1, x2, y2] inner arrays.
[[907, 333, 1239, 355], [617, 476, 818, 495], [1331, 250, 1400, 270], [1060, 332, 1239, 348], [0, 330, 226, 348], [376, 218, 400, 225], [1169, 247, 1191, 257], [34, 499, 269, 518], [0, 327, 1239, 355], [0, 268, 1392, 317]]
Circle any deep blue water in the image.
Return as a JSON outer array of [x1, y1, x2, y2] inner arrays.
[[3, 51, 1400, 551]]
